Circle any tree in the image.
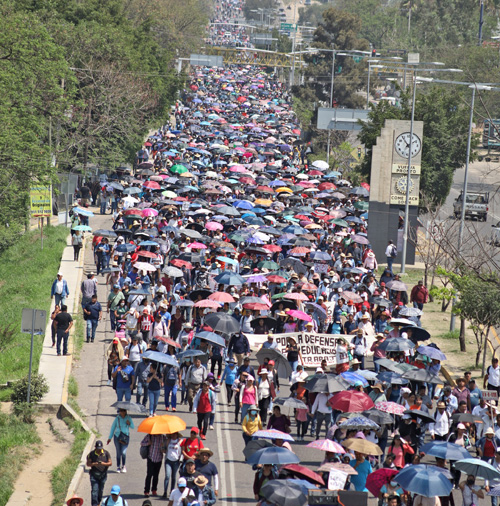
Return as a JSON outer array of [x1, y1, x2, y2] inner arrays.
[[446, 269, 500, 370], [357, 85, 474, 206]]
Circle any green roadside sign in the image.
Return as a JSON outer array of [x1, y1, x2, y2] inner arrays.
[[280, 23, 295, 31], [353, 56, 363, 63]]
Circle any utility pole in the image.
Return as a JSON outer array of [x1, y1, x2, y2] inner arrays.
[[478, 0, 484, 46]]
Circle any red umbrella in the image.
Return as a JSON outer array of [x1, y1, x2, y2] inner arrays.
[[285, 292, 309, 302], [301, 282, 318, 291], [170, 259, 193, 269], [194, 300, 220, 308], [329, 391, 374, 412], [318, 182, 336, 191], [266, 275, 287, 283], [237, 96, 247, 103], [263, 244, 281, 253], [208, 292, 235, 303], [154, 337, 181, 349], [308, 170, 323, 176], [143, 181, 161, 189], [124, 209, 143, 216], [289, 247, 310, 255], [243, 303, 269, 310], [256, 185, 274, 193], [366, 468, 399, 497], [279, 464, 325, 486], [137, 250, 158, 259], [342, 291, 363, 303], [239, 177, 255, 185]]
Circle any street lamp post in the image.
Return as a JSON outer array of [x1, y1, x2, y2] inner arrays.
[[367, 61, 384, 108]]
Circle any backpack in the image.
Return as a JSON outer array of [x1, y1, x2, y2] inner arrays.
[[105, 497, 127, 506], [165, 366, 178, 386], [390, 245, 398, 258]]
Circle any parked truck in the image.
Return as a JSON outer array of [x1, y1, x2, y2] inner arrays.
[[453, 191, 489, 221]]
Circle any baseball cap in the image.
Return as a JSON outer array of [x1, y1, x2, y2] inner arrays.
[[113, 284, 120, 289], [110, 485, 121, 495], [191, 427, 200, 434], [178, 478, 187, 488], [95, 440, 104, 448], [185, 458, 195, 464]]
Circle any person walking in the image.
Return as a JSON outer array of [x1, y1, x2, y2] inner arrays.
[[50, 304, 60, 348], [107, 284, 125, 331], [147, 362, 163, 417], [51, 272, 70, 307], [194, 449, 219, 497], [242, 404, 263, 445], [239, 376, 257, 422], [385, 241, 397, 273], [256, 369, 275, 426], [193, 382, 215, 440], [81, 272, 97, 309], [53, 304, 73, 356], [186, 358, 207, 412], [227, 332, 250, 366], [125, 335, 146, 373], [86, 440, 112, 506], [167, 477, 193, 506], [163, 432, 183, 497], [141, 434, 166, 497], [193, 475, 216, 506], [163, 359, 181, 412], [220, 359, 238, 406], [72, 230, 83, 261], [112, 357, 135, 402], [410, 280, 429, 311], [106, 338, 123, 387], [107, 408, 134, 473], [101, 485, 128, 506], [83, 294, 102, 343]]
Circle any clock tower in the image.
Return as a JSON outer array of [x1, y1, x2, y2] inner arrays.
[[367, 119, 424, 266]]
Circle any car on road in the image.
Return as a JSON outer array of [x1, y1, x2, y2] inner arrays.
[[453, 191, 489, 221]]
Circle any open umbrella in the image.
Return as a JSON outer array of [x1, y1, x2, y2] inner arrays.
[[401, 369, 440, 384], [260, 480, 307, 506], [403, 409, 435, 424], [375, 401, 406, 415], [204, 313, 240, 334], [374, 359, 413, 374], [361, 409, 394, 425], [243, 440, 276, 460], [256, 348, 292, 379], [306, 439, 345, 453], [377, 372, 408, 385], [111, 401, 147, 414], [280, 464, 325, 486], [317, 462, 358, 475], [454, 458, 500, 480], [338, 416, 380, 431], [176, 349, 206, 361], [214, 271, 246, 285], [399, 307, 423, 317], [452, 413, 483, 424], [377, 338, 414, 352], [420, 441, 471, 460], [417, 346, 447, 361], [386, 280, 408, 292], [195, 331, 226, 347], [329, 391, 374, 412], [366, 468, 399, 497], [342, 438, 382, 455], [162, 266, 183, 277], [247, 446, 300, 466], [274, 397, 308, 410], [253, 429, 294, 442], [304, 374, 350, 394], [137, 414, 186, 435], [142, 350, 178, 366], [395, 465, 453, 497]]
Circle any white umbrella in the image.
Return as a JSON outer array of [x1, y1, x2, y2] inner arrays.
[[133, 262, 157, 273], [312, 160, 329, 170]]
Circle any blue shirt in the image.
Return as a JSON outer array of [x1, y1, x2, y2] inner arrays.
[[349, 459, 372, 492], [469, 387, 483, 408], [84, 301, 102, 320], [114, 365, 135, 389]]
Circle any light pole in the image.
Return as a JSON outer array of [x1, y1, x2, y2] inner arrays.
[[366, 61, 384, 108]]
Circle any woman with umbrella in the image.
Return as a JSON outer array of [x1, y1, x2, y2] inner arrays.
[[253, 464, 278, 501], [106, 407, 134, 473]]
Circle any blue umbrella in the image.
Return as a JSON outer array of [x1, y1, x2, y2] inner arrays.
[[247, 446, 300, 466], [142, 350, 178, 366], [340, 371, 369, 387], [377, 372, 408, 385], [73, 207, 94, 217], [417, 346, 447, 361], [176, 349, 206, 361], [455, 458, 500, 479], [116, 243, 136, 253], [395, 465, 453, 497], [338, 416, 380, 431], [214, 271, 246, 285], [420, 442, 471, 461], [216, 256, 239, 265], [233, 200, 254, 209], [195, 331, 226, 347]]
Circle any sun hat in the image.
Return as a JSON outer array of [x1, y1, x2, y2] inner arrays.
[[66, 495, 84, 506], [194, 476, 209, 487], [196, 448, 214, 457]]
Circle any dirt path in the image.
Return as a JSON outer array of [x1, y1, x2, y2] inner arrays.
[[6, 415, 72, 506]]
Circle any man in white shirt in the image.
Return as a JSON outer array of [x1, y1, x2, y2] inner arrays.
[[168, 478, 193, 506], [484, 357, 500, 396], [429, 401, 451, 440], [473, 398, 489, 439], [311, 392, 333, 440]]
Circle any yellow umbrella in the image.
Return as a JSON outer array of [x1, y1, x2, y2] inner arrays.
[[137, 415, 186, 435], [342, 438, 382, 455], [276, 187, 293, 194], [305, 223, 322, 229], [254, 198, 272, 207], [180, 172, 194, 178]]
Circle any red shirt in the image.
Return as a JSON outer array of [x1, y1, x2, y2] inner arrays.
[[180, 437, 204, 457], [197, 391, 212, 414], [139, 314, 153, 331]]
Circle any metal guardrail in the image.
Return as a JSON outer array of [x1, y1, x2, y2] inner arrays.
[[203, 46, 304, 68]]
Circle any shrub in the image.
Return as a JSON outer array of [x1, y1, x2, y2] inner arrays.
[[11, 373, 49, 405]]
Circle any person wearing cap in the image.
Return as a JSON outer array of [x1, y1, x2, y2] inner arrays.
[[180, 427, 204, 461], [66, 494, 84, 506], [194, 448, 219, 497], [350, 329, 368, 370], [193, 475, 216, 506], [86, 440, 112, 506], [370, 333, 387, 372], [261, 333, 278, 350], [242, 404, 263, 445], [112, 357, 135, 402], [429, 401, 452, 440], [51, 271, 70, 307], [168, 477, 194, 506], [137, 307, 154, 344], [179, 457, 202, 492], [357, 312, 375, 337], [107, 284, 125, 331], [102, 485, 128, 506]]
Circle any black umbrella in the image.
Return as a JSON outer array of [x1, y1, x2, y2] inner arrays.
[[401, 326, 431, 342], [377, 338, 415, 352], [204, 313, 240, 334], [403, 409, 435, 424], [93, 229, 118, 238], [304, 374, 349, 394], [188, 289, 212, 301], [270, 300, 297, 312], [280, 257, 308, 275], [260, 480, 307, 506], [111, 401, 147, 413], [361, 408, 394, 425], [250, 316, 277, 330], [179, 229, 203, 240], [274, 397, 308, 409], [243, 440, 276, 460], [452, 413, 484, 424], [256, 348, 291, 378], [401, 369, 441, 384]]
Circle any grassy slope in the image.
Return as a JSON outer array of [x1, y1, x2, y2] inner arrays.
[[0, 225, 69, 385]]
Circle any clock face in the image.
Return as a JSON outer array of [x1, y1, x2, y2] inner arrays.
[[395, 132, 422, 159], [396, 176, 415, 194]]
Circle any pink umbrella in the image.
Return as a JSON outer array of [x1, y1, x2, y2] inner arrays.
[[142, 208, 159, 217], [194, 300, 220, 308], [375, 401, 406, 415], [143, 181, 161, 189], [286, 310, 312, 322], [187, 242, 207, 249], [285, 292, 309, 302], [206, 221, 223, 231], [208, 292, 235, 303], [306, 439, 345, 454]]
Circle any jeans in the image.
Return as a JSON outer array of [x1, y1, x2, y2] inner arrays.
[[289, 360, 298, 381], [353, 354, 365, 370], [113, 435, 128, 468], [197, 412, 210, 435], [90, 472, 107, 506], [243, 432, 253, 446], [387, 257, 394, 273], [149, 389, 161, 415], [54, 293, 66, 307], [164, 458, 180, 494], [315, 412, 332, 438], [413, 302, 424, 310], [145, 458, 162, 494], [109, 311, 117, 331], [56, 329, 69, 355], [117, 387, 132, 402], [241, 403, 252, 422], [164, 384, 178, 409], [297, 420, 309, 438], [100, 200, 107, 214], [86, 319, 98, 341], [259, 397, 271, 425], [136, 381, 149, 406]]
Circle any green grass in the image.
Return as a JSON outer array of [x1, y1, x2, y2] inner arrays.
[[440, 329, 461, 340], [0, 225, 69, 384], [72, 312, 85, 360], [67, 375, 78, 398], [0, 411, 40, 506], [51, 417, 90, 506]]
